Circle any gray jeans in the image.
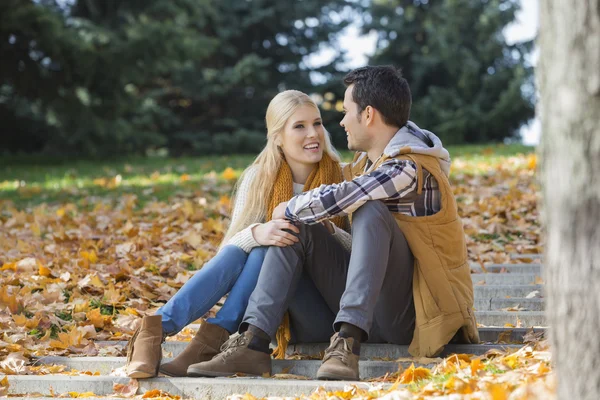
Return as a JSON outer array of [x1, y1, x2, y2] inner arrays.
[[243, 200, 415, 344]]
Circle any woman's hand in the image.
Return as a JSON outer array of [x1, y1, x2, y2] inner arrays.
[[321, 220, 335, 234], [251, 219, 301, 247]]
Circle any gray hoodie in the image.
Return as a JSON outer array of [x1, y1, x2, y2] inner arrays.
[[381, 121, 451, 177]]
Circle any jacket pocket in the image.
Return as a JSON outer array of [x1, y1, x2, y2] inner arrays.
[[430, 219, 468, 269], [414, 265, 443, 321]]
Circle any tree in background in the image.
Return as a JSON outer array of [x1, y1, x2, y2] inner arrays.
[[1, 0, 536, 156], [539, 1, 600, 399], [363, 0, 534, 144], [1, 0, 351, 156]]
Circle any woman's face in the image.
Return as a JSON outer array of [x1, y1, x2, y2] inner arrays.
[[279, 105, 325, 167]]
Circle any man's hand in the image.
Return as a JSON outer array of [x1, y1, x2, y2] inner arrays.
[[272, 201, 289, 220]]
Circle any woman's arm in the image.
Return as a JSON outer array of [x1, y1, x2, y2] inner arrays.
[[225, 167, 262, 252]]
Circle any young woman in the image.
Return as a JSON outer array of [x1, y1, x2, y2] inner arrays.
[[125, 90, 351, 378]]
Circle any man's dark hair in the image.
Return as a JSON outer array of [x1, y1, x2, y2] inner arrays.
[[343, 65, 412, 128]]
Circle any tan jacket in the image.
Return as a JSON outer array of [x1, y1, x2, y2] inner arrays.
[[343, 126, 479, 357]]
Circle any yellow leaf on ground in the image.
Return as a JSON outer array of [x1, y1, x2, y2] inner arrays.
[[31, 222, 42, 237], [0, 263, 16, 272], [503, 354, 520, 369], [399, 363, 431, 384], [38, 263, 53, 277], [80, 250, 98, 264], [471, 358, 483, 376], [489, 383, 509, 400], [12, 313, 40, 329], [221, 167, 237, 180], [86, 308, 110, 329], [527, 154, 537, 170]]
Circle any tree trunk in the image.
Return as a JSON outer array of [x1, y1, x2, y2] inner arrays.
[[539, 1, 600, 399]]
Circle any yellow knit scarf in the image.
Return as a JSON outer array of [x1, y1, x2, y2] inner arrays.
[[266, 152, 348, 358]]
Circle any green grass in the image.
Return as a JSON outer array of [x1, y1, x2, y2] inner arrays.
[[0, 143, 534, 208]]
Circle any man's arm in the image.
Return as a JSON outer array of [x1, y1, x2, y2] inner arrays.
[[284, 159, 418, 224]]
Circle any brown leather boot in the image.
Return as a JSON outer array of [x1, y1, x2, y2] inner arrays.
[[316, 333, 360, 381], [186, 331, 272, 377], [126, 315, 164, 378], [159, 321, 230, 377]]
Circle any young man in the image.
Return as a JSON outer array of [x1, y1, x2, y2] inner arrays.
[[188, 66, 479, 380]]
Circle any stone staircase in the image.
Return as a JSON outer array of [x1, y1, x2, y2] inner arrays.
[[4, 258, 546, 399]]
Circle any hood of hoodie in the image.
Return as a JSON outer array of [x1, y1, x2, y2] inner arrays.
[[382, 121, 451, 177]]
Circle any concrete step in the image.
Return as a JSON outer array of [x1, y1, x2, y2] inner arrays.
[[470, 263, 543, 274], [35, 357, 436, 379], [471, 273, 542, 285], [510, 253, 543, 261], [4, 375, 364, 399], [474, 284, 543, 300], [284, 343, 520, 360], [475, 297, 545, 311], [93, 341, 520, 360], [478, 327, 546, 343], [475, 311, 546, 327]]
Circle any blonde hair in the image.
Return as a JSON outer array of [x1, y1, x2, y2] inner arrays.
[[221, 90, 340, 246]]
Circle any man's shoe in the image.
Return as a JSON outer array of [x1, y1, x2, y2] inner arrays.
[[187, 331, 272, 377], [316, 332, 360, 381], [159, 321, 230, 377], [126, 315, 163, 378]]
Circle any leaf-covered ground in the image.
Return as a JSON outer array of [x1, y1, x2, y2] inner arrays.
[[0, 144, 549, 398]]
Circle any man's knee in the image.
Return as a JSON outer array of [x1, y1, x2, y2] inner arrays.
[[281, 222, 329, 250]]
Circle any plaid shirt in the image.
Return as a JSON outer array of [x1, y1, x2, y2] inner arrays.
[[284, 157, 441, 224]]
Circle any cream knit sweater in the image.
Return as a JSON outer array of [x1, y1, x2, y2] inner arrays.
[[226, 166, 352, 252]]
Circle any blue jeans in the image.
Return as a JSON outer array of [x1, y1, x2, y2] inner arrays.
[[156, 245, 268, 336]]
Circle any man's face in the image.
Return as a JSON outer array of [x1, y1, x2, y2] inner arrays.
[[340, 85, 369, 152]]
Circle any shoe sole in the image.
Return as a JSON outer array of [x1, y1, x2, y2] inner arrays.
[[187, 367, 270, 378], [158, 367, 183, 377], [127, 370, 156, 379], [317, 371, 360, 381]]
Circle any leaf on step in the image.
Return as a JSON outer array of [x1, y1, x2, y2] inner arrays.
[[534, 276, 544, 284], [67, 391, 97, 398], [271, 373, 310, 380], [496, 330, 515, 344], [0, 352, 28, 374], [0, 376, 9, 397], [502, 304, 527, 312], [113, 378, 139, 397], [141, 389, 180, 398], [525, 290, 540, 299], [523, 328, 545, 345]]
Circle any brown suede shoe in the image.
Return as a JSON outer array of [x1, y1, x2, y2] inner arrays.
[[186, 331, 272, 377], [126, 315, 163, 378], [316, 333, 360, 381], [159, 321, 230, 377]]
